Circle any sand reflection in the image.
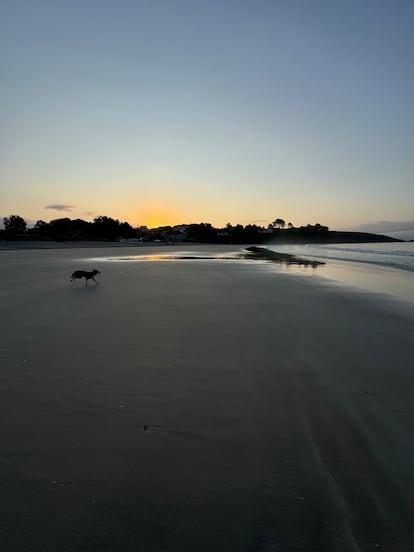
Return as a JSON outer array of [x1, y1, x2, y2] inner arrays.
[[89, 246, 324, 269], [242, 246, 325, 268]]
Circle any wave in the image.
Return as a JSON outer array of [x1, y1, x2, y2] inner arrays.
[[265, 243, 414, 273]]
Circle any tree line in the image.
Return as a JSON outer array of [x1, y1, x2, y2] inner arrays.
[[2, 214, 330, 244], [2, 215, 137, 241]]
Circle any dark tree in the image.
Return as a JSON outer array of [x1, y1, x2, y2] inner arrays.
[[186, 223, 217, 242], [3, 215, 27, 234], [34, 220, 47, 230], [119, 221, 135, 238], [92, 216, 123, 239], [28, 219, 49, 237], [272, 218, 285, 229], [243, 224, 261, 242], [48, 218, 73, 239]]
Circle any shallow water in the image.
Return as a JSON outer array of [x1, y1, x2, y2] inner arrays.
[[264, 243, 414, 307], [85, 243, 414, 308]]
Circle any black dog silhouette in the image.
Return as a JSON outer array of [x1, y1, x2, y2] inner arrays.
[[70, 269, 100, 286]]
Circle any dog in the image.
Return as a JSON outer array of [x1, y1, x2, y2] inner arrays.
[[70, 269, 100, 286]]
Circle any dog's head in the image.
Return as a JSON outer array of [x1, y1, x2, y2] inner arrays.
[[93, 269, 101, 276]]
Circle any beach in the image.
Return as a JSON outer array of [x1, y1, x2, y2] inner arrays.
[[1, 244, 414, 551]]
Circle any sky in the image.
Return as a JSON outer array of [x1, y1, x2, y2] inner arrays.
[[1, 0, 413, 232]]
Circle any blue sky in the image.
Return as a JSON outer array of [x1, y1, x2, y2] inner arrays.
[[1, 0, 413, 231]]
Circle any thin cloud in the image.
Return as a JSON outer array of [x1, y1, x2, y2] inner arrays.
[[340, 220, 414, 240], [347, 220, 414, 233], [45, 204, 75, 212]]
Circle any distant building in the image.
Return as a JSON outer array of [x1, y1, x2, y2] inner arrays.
[[170, 224, 189, 241]]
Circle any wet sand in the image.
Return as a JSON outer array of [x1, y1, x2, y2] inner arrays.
[[1, 245, 414, 551]]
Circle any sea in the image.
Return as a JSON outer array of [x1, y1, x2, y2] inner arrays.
[[263, 242, 414, 307], [265, 242, 414, 272]]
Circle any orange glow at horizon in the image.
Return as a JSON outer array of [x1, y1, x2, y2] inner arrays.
[[126, 202, 189, 229]]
